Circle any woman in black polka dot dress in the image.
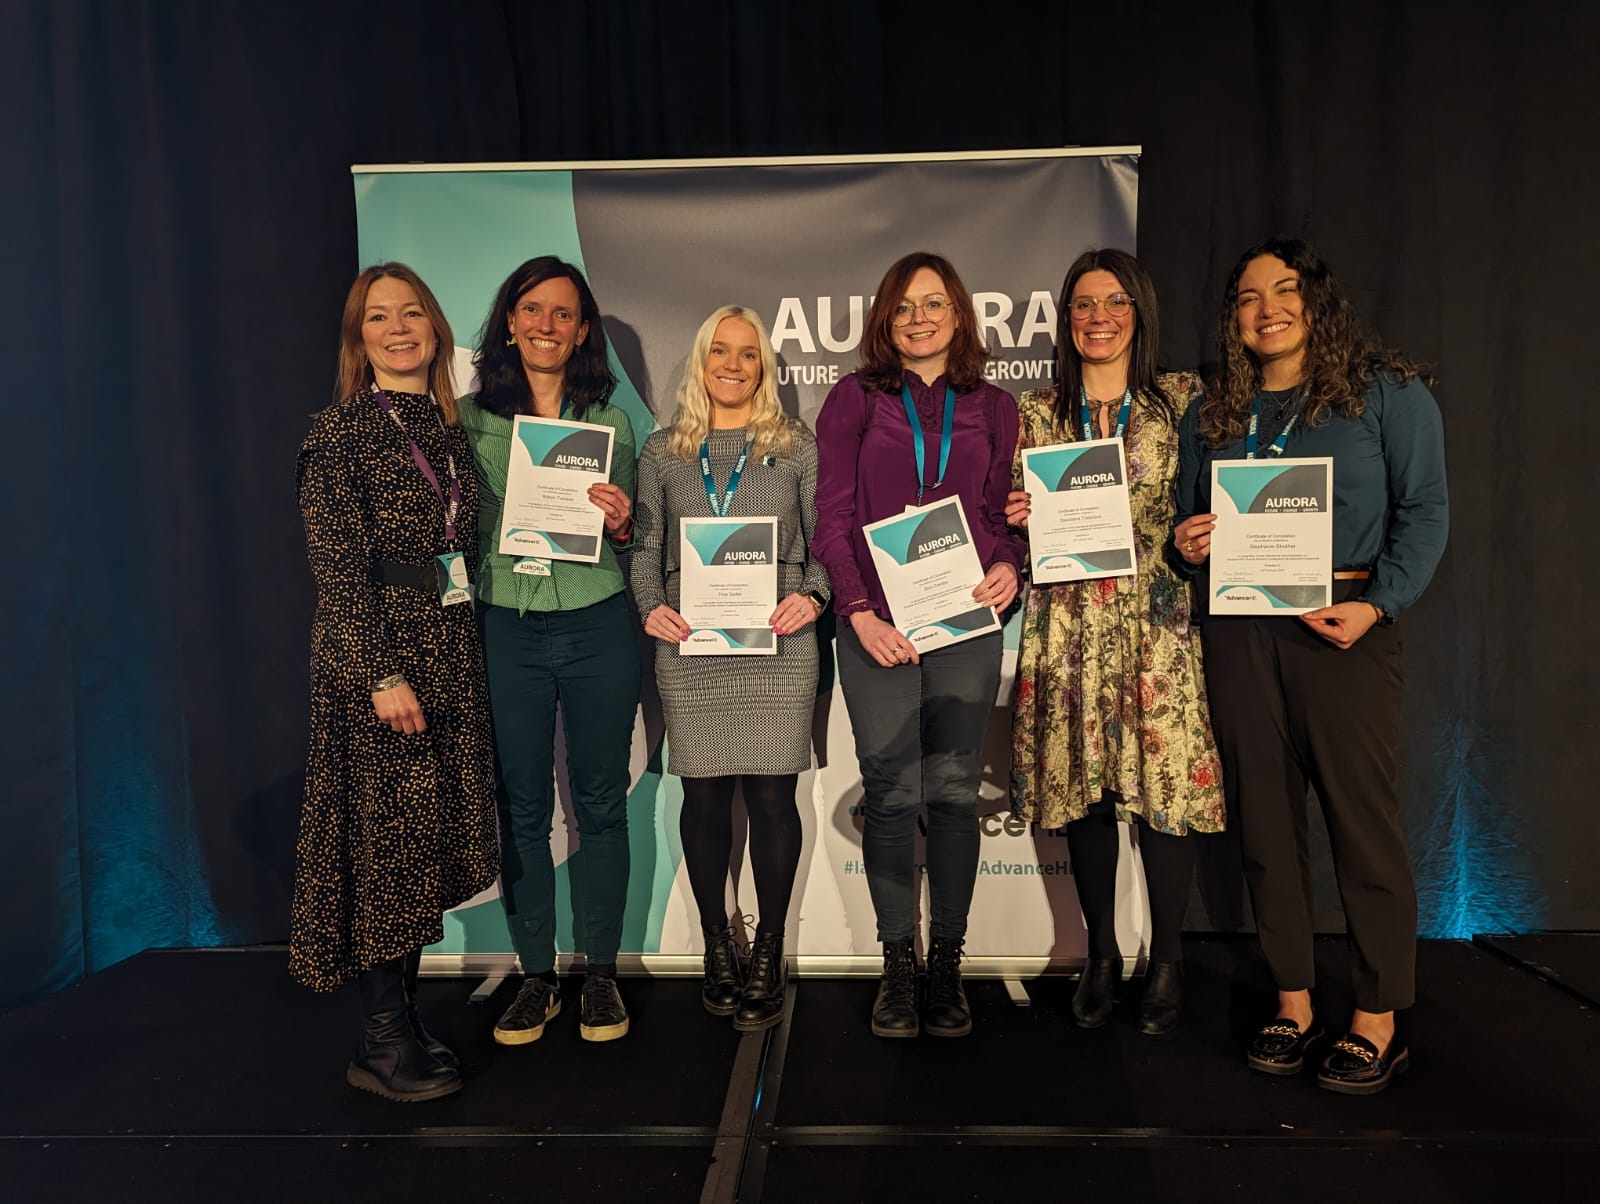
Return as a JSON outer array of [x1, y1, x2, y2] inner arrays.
[[289, 264, 500, 1102]]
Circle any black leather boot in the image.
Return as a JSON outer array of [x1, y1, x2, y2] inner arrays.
[[347, 958, 462, 1102], [402, 946, 458, 1068], [1137, 961, 1182, 1035], [1072, 956, 1120, 1029], [734, 931, 786, 1032], [701, 925, 744, 1017], [870, 938, 920, 1038], [924, 937, 972, 1037]]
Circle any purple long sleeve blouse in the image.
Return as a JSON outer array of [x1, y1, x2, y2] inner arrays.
[[813, 370, 1024, 620]]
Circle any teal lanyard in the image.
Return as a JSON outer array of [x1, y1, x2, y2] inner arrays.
[[1080, 384, 1132, 441], [900, 383, 956, 501], [1245, 394, 1298, 459], [700, 437, 752, 517]]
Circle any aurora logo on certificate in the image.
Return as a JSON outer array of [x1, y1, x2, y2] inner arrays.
[[678, 517, 778, 655], [1019, 439, 1137, 582], [864, 499, 1001, 650], [499, 416, 615, 563], [1209, 458, 1334, 614]]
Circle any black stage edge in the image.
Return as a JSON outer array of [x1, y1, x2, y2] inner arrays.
[[2, 938, 1597, 1203], [1473, 932, 1600, 1009]]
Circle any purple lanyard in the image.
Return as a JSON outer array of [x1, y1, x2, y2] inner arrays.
[[373, 387, 461, 545]]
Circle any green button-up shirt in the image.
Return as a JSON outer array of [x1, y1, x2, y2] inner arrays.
[[459, 393, 639, 615]]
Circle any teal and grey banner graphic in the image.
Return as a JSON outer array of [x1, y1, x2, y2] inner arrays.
[[353, 150, 1140, 961], [683, 519, 775, 568], [518, 424, 611, 472], [866, 504, 968, 567], [1217, 463, 1329, 515]]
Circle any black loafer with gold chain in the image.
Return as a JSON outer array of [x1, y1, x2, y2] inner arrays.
[[1246, 1017, 1325, 1075], [1317, 1032, 1410, 1095]]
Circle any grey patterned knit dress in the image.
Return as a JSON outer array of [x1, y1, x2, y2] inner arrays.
[[631, 423, 830, 777]]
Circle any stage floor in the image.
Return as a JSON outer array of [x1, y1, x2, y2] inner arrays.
[[2, 936, 1597, 1202]]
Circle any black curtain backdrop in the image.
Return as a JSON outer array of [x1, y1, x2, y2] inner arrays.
[[4, 0, 1595, 1011]]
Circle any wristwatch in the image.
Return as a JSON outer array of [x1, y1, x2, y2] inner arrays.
[[803, 590, 828, 614]]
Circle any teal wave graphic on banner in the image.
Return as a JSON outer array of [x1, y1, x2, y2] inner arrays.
[[701, 628, 777, 650], [907, 606, 995, 640]]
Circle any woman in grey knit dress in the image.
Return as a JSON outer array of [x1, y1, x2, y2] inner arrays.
[[631, 305, 830, 1031]]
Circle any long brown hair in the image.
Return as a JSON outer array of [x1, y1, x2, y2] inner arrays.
[[1201, 237, 1429, 448], [1051, 247, 1176, 433], [858, 251, 990, 394], [334, 263, 459, 423]]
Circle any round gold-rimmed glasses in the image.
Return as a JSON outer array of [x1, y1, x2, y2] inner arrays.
[[892, 295, 954, 327]]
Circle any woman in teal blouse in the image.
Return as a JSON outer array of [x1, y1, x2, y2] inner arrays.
[[460, 256, 640, 1048], [1174, 237, 1448, 1095]]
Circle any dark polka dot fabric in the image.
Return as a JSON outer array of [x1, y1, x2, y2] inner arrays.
[[289, 387, 499, 991]]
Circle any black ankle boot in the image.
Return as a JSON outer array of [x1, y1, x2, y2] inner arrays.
[[924, 937, 972, 1037], [1073, 956, 1120, 1029], [871, 938, 920, 1038], [1137, 961, 1183, 1035], [347, 958, 462, 1102], [734, 931, 786, 1032], [701, 925, 744, 1017], [402, 947, 458, 1069]]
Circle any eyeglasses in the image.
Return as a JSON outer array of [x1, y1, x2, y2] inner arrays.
[[891, 295, 954, 327], [1069, 293, 1135, 320]]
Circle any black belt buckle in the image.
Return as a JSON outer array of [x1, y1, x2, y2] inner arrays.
[[373, 560, 437, 594]]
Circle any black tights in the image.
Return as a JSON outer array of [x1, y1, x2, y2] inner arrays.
[[1066, 797, 1195, 963], [680, 774, 801, 937]]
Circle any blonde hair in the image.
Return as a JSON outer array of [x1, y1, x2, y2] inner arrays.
[[666, 306, 794, 461], [334, 263, 459, 424]]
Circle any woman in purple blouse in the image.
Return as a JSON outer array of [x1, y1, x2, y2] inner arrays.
[[813, 251, 1024, 1039]]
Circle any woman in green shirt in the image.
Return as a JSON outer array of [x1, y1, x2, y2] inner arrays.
[[459, 256, 641, 1047]]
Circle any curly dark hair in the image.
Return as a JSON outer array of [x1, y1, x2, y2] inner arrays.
[[1200, 236, 1431, 448], [858, 251, 990, 394], [1050, 247, 1176, 434], [471, 256, 616, 420]]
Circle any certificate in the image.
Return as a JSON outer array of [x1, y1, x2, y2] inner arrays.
[[863, 497, 1002, 652], [498, 415, 615, 563], [1020, 438, 1137, 583], [678, 517, 778, 656], [1209, 457, 1334, 615]]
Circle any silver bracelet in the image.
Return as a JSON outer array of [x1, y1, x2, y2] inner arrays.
[[372, 673, 408, 693]]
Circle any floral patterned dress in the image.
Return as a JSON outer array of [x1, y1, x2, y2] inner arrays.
[[1009, 373, 1224, 835]]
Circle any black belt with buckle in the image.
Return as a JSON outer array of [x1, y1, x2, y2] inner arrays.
[[373, 560, 436, 594]]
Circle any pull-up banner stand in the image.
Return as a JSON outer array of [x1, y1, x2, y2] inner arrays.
[[353, 148, 1148, 979]]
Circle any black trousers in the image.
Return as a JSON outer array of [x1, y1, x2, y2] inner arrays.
[[1200, 583, 1416, 1012]]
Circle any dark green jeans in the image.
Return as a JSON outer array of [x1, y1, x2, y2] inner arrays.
[[480, 592, 641, 973]]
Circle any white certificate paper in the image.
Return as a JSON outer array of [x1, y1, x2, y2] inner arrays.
[[678, 517, 778, 656], [1209, 457, 1334, 615], [863, 498, 1002, 652], [1020, 438, 1137, 583], [498, 415, 615, 563]]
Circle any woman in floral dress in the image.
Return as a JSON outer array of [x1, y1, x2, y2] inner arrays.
[[1007, 248, 1224, 1035]]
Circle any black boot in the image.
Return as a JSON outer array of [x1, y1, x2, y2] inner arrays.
[[734, 931, 786, 1032], [871, 938, 920, 1038], [924, 937, 972, 1038], [402, 947, 458, 1069], [701, 926, 744, 1017], [1072, 956, 1120, 1029], [347, 958, 462, 1102], [1137, 961, 1183, 1035]]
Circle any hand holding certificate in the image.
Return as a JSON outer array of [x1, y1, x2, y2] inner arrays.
[[1209, 457, 1333, 614], [1019, 438, 1138, 583], [863, 497, 1002, 652], [498, 415, 615, 563], [678, 517, 779, 655]]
